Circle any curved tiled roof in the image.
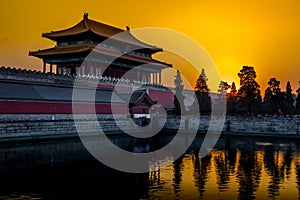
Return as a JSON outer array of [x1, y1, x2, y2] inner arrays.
[[42, 13, 161, 52], [29, 43, 95, 57], [43, 13, 123, 39], [29, 43, 171, 68]]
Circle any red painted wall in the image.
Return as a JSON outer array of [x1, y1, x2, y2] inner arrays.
[[0, 101, 128, 114], [149, 89, 174, 107]]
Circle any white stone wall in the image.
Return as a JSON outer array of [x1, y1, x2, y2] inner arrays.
[[0, 114, 300, 139]]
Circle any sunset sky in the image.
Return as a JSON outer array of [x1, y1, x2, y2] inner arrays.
[[1, 0, 299, 93]]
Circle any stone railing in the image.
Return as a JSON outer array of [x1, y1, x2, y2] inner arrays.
[[0, 66, 75, 86], [0, 66, 168, 90], [77, 73, 168, 89]]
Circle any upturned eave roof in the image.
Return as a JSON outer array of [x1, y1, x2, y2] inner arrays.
[[29, 43, 171, 68], [42, 13, 162, 53]]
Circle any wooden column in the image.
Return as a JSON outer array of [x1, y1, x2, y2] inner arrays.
[[43, 62, 46, 73], [152, 73, 155, 83], [158, 72, 162, 84], [50, 64, 53, 73]]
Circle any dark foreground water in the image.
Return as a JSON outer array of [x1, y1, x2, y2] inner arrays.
[[0, 134, 300, 199]]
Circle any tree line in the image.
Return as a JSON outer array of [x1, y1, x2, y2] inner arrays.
[[173, 66, 300, 116]]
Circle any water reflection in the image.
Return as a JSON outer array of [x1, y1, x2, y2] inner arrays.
[[0, 136, 300, 199], [173, 155, 184, 197], [236, 150, 262, 200], [193, 150, 212, 198]]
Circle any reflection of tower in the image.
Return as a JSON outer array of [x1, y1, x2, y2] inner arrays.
[[192, 150, 212, 199]]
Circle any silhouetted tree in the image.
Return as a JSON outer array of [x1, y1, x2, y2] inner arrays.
[[226, 82, 238, 115], [173, 70, 185, 115], [195, 68, 209, 93], [217, 81, 238, 115], [296, 81, 300, 114], [228, 82, 237, 98], [284, 81, 295, 115], [262, 87, 277, 114], [268, 78, 281, 96], [236, 66, 261, 115], [269, 78, 285, 114], [194, 68, 211, 114], [217, 81, 230, 96], [264, 87, 273, 102]]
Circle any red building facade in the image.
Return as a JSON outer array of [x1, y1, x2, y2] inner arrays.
[[0, 14, 175, 115]]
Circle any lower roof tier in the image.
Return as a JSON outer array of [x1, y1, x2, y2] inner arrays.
[[29, 43, 171, 69]]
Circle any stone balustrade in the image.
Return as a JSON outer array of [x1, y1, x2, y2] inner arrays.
[[0, 66, 167, 90]]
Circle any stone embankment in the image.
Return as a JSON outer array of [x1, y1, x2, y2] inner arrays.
[[0, 114, 300, 142]]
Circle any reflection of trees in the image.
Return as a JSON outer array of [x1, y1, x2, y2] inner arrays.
[[149, 168, 160, 185], [264, 147, 294, 198], [283, 147, 293, 180], [214, 151, 230, 191], [173, 155, 184, 197], [295, 157, 300, 197], [236, 150, 262, 200], [227, 139, 238, 174], [214, 139, 238, 192], [192, 150, 212, 199]]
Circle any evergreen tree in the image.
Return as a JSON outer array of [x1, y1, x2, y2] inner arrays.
[[173, 70, 185, 115], [284, 81, 295, 115], [229, 82, 237, 98], [195, 68, 209, 94], [236, 66, 261, 115], [227, 82, 238, 115], [194, 68, 211, 114]]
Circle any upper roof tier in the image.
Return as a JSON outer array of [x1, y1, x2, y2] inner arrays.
[[42, 13, 162, 53]]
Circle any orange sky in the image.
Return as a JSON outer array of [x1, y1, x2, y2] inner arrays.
[[0, 0, 299, 93]]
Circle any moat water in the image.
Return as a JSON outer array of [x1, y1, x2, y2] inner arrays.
[[0, 134, 300, 199]]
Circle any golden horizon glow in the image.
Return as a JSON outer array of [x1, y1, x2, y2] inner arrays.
[[1, 0, 300, 92]]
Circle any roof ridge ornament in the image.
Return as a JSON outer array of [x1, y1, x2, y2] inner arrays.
[[83, 12, 89, 30]]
